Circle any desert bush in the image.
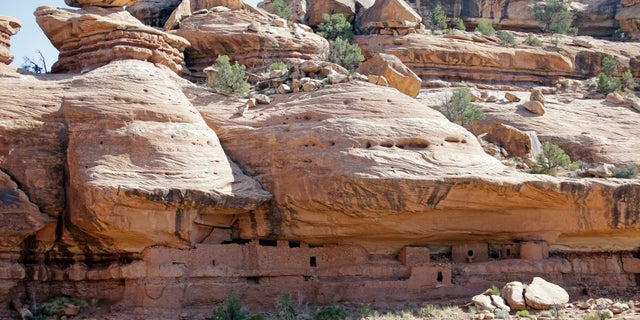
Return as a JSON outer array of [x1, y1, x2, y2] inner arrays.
[[532, 0, 576, 35], [622, 70, 635, 90], [611, 28, 626, 41], [210, 55, 251, 97], [211, 295, 247, 320], [276, 293, 298, 320], [601, 56, 618, 76], [611, 165, 638, 178], [537, 141, 571, 171], [497, 31, 518, 46], [317, 13, 353, 40], [315, 305, 348, 320], [494, 309, 509, 319], [524, 32, 543, 46], [490, 285, 501, 296], [516, 309, 531, 317], [475, 19, 495, 36], [455, 17, 466, 31], [270, 0, 292, 21], [431, 4, 447, 31], [442, 88, 486, 127], [328, 37, 364, 70], [268, 61, 289, 76], [597, 73, 622, 94]]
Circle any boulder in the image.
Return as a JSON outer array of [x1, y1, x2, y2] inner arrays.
[[504, 92, 520, 102], [35, 6, 190, 74], [307, 0, 356, 27], [606, 92, 626, 104], [127, 0, 184, 27], [356, 53, 421, 98], [587, 163, 615, 178], [173, 10, 329, 78], [468, 123, 536, 158], [491, 295, 510, 312], [502, 281, 526, 311], [0, 15, 21, 65], [65, 0, 139, 7], [356, 0, 421, 31], [163, 0, 192, 30], [472, 294, 495, 311], [524, 100, 545, 115], [524, 277, 569, 310], [530, 89, 546, 105]]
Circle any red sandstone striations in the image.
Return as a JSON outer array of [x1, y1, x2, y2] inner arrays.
[[35, 6, 190, 74], [0, 15, 21, 65], [355, 33, 640, 85], [172, 8, 329, 77]]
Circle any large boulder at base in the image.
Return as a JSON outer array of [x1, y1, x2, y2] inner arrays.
[[468, 122, 538, 158], [172, 9, 329, 77], [65, 0, 139, 7], [126, 0, 183, 27], [0, 15, 21, 65], [0, 171, 53, 251], [524, 277, 569, 310], [356, 0, 421, 31], [502, 281, 527, 311], [35, 6, 190, 74], [307, 0, 356, 27], [356, 53, 421, 98]]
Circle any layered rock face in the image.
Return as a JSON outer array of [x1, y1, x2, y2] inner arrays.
[[173, 9, 329, 77], [616, 0, 640, 39], [127, 0, 184, 27], [35, 6, 190, 74], [355, 33, 640, 85], [0, 15, 21, 65]]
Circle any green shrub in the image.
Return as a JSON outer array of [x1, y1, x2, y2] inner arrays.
[[612, 28, 626, 41], [475, 19, 495, 36], [532, 0, 576, 35], [611, 165, 638, 178], [270, 0, 292, 21], [315, 305, 348, 320], [622, 70, 635, 90], [455, 17, 466, 31], [495, 309, 509, 319], [317, 13, 353, 40], [276, 293, 297, 320], [537, 141, 571, 170], [210, 55, 251, 97], [597, 73, 622, 94], [516, 309, 531, 317], [524, 32, 542, 46], [442, 88, 486, 127], [497, 31, 518, 46], [601, 56, 618, 76], [268, 61, 289, 76], [490, 285, 501, 296], [211, 295, 247, 320], [431, 4, 447, 31], [529, 167, 551, 175], [328, 37, 364, 70]]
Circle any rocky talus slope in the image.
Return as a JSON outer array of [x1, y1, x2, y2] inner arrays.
[[0, 0, 638, 318]]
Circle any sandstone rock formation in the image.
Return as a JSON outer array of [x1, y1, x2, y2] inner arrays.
[[35, 6, 190, 74], [502, 281, 526, 310], [307, 0, 356, 26], [355, 33, 640, 85], [65, 0, 139, 7], [172, 9, 329, 77], [127, 0, 184, 27], [356, 53, 421, 98], [616, 1, 640, 39], [0, 15, 21, 65], [524, 277, 570, 310], [356, 0, 421, 34]]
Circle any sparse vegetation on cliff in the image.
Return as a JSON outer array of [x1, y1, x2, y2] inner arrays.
[[430, 4, 447, 31], [532, 0, 577, 35], [611, 165, 638, 178], [270, 0, 293, 21], [317, 13, 353, 40], [475, 19, 495, 36], [209, 55, 251, 97], [455, 18, 466, 31], [320, 14, 363, 70], [497, 31, 518, 47], [524, 33, 542, 46], [536, 141, 571, 173], [442, 88, 486, 127]]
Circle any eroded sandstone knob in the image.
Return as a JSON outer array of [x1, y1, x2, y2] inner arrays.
[[35, 6, 189, 74], [65, 0, 139, 8], [0, 15, 21, 65]]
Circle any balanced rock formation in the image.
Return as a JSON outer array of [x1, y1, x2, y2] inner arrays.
[[65, 0, 139, 7], [35, 6, 190, 74], [0, 15, 21, 65], [356, 53, 421, 98], [356, 0, 421, 34], [126, 0, 184, 27], [173, 9, 328, 77]]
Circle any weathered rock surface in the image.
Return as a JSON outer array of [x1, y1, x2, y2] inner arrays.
[[126, 0, 183, 27], [524, 277, 570, 310], [0, 15, 21, 65], [35, 6, 189, 74], [307, 0, 356, 27], [616, 0, 640, 39], [65, 0, 139, 7], [502, 281, 527, 310], [356, 53, 421, 98], [173, 9, 329, 77], [356, 0, 421, 32], [355, 34, 640, 85]]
